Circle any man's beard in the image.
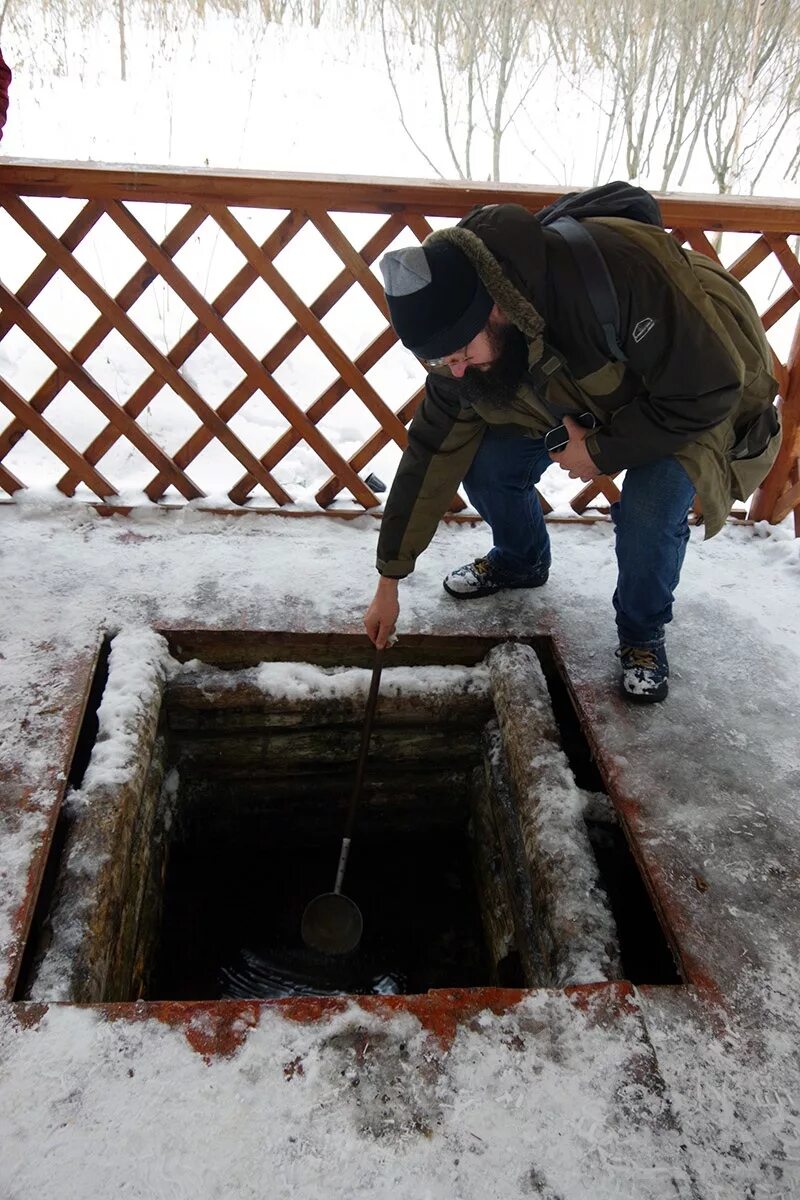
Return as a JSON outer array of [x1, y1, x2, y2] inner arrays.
[[459, 321, 528, 410]]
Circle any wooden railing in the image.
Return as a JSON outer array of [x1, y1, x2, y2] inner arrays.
[[0, 161, 798, 531]]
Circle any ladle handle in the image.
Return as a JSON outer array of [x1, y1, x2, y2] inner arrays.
[[333, 838, 351, 895], [333, 646, 384, 892]]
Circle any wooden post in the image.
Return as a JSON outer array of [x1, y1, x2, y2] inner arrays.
[[750, 315, 800, 523]]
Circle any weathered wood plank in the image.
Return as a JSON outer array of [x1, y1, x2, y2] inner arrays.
[[750, 317, 800, 521], [570, 474, 622, 515], [181, 772, 470, 835], [480, 726, 550, 987], [28, 652, 168, 1003], [487, 642, 622, 987], [3, 162, 799, 230], [161, 630, 538, 669], [176, 727, 483, 773], [167, 676, 492, 725], [467, 766, 519, 984]]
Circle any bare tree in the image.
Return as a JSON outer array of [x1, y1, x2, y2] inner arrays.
[[552, 0, 706, 188], [381, 0, 548, 181], [380, 0, 452, 176], [118, 0, 127, 80], [698, 0, 798, 193], [0, 0, 13, 38], [550, 0, 800, 193], [7, 0, 800, 198], [656, 0, 726, 189]]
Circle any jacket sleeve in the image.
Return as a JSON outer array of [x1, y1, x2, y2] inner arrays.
[[377, 372, 486, 577], [585, 227, 744, 475]]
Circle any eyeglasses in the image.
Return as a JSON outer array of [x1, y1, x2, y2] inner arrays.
[[420, 341, 475, 370]]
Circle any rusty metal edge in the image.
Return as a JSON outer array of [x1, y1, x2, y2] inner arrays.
[[7, 980, 643, 1052]]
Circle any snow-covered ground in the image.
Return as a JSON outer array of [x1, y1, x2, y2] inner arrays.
[[1, 498, 799, 1198]]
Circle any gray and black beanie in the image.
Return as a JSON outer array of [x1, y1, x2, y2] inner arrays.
[[379, 240, 493, 359]]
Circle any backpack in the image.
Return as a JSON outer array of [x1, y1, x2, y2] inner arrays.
[[535, 181, 664, 364]]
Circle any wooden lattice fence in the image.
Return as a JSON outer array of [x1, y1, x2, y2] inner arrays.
[[0, 162, 798, 531]]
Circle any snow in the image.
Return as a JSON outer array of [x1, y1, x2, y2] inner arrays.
[[1, 481, 800, 1196], [0, 990, 698, 1200], [78, 627, 173, 794], [178, 657, 491, 701], [0, 804, 49, 962]]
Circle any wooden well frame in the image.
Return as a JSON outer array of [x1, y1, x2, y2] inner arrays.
[[16, 629, 676, 1023]]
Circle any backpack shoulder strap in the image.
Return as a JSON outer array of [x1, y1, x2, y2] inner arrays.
[[547, 215, 628, 364]]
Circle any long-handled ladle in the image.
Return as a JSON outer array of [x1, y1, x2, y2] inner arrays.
[[300, 646, 384, 955]]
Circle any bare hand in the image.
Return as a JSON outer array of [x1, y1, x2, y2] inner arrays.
[[364, 578, 399, 649], [549, 415, 600, 481]]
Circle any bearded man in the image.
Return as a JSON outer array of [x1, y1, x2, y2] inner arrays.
[[363, 199, 781, 703]]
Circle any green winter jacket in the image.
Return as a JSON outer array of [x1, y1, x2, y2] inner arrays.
[[377, 204, 781, 578]]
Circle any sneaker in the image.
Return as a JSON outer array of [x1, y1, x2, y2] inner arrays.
[[443, 555, 549, 599], [616, 642, 669, 704]]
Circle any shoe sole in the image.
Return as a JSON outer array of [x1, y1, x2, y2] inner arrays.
[[620, 680, 669, 704], [442, 577, 548, 600]]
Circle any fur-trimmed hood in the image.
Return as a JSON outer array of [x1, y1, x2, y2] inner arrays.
[[425, 205, 548, 364]]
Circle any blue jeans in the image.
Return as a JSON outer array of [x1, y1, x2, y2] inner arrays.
[[462, 427, 696, 646]]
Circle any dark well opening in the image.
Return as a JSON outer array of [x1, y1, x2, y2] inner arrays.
[[147, 664, 509, 1000], [152, 823, 490, 1000], [21, 633, 685, 1002]]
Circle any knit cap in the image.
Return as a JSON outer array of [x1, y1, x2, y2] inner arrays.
[[379, 240, 493, 359]]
